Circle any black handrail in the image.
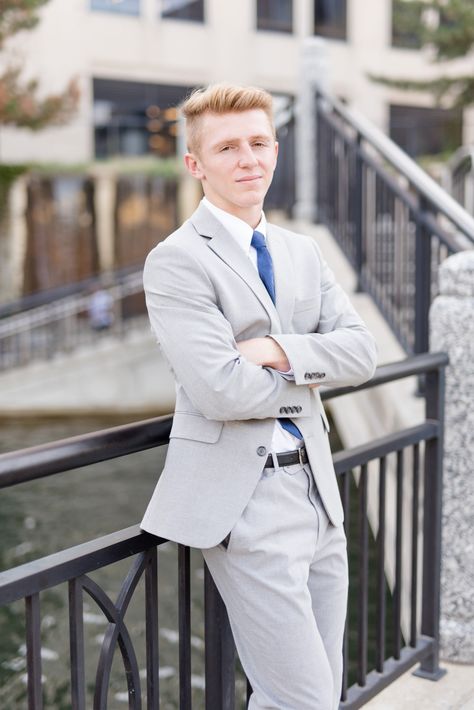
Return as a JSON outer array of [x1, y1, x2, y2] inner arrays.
[[315, 88, 473, 355]]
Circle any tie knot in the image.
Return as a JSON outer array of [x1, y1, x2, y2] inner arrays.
[[251, 230, 266, 250]]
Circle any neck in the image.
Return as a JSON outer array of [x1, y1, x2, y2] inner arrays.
[[203, 196, 263, 229]]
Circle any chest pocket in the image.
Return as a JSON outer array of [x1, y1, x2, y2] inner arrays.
[[170, 412, 223, 443], [292, 297, 320, 334]]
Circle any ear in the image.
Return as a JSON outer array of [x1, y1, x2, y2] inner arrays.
[[274, 140, 279, 165], [184, 152, 204, 180]]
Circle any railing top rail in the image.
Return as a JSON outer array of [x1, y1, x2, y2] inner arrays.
[[0, 263, 144, 319], [0, 353, 448, 490], [320, 351, 448, 400], [316, 88, 474, 245], [0, 415, 173, 488], [0, 525, 162, 605], [0, 270, 144, 337], [446, 144, 474, 174]]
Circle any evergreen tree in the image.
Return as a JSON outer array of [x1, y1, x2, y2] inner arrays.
[[371, 0, 474, 109], [0, 0, 79, 129]]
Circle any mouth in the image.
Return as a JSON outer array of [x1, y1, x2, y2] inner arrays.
[[236, 175, 262, 183]]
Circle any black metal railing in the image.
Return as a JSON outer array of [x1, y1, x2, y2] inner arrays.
[[0, 353, 448, 709], [315, 89, 474, 355]]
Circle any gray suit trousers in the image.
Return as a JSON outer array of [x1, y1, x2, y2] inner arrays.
[[202, 460, 348, 710]]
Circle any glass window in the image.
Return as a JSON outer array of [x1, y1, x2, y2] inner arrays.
[[90, 0, 140, 15], [389, 104, 462, 158], [391, 0, 423, 49], [161, 0, 204, 22], [93, 78, 194, 159], [257, 0, 293, 33], [314, 0, 347, 40]]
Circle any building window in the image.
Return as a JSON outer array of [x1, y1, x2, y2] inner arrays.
[[161, 0, 204, 22], [257, 0, 293, 33], [391, 0, 423, 49], [93, 79, 194, 159], [389, 104, 462, 158], [314, 0, 347, 40], [91, 0, 140, 15]]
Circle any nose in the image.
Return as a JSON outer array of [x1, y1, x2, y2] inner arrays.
[[238, 143, 258, 168]]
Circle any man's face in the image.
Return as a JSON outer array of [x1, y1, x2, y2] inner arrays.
[[184, 109, 278, 222]]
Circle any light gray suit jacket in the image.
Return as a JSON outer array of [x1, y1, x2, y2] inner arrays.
[[140, 203, 377, 548]]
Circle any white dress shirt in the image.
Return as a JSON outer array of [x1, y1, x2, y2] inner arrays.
[[202, 197, 301, 454]]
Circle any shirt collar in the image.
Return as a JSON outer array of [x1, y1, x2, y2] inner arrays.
[[202, 197, 267, 255]]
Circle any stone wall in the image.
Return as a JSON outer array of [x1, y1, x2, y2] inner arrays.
[[430, 250, 474, 663]]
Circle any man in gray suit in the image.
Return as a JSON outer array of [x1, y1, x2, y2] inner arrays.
[[141, 84, 377, 709]]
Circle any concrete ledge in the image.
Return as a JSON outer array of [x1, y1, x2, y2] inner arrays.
[[364, 661, 474, 709]]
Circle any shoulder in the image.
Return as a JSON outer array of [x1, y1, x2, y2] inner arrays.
[[143, 220, 212, 291]]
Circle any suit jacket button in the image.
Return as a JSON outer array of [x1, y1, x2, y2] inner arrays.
[[257, 446, 267, 456]]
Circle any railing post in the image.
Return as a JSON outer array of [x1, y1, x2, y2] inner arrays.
[[414, 196, 432, 355], [413, 360, 446, 680], [204, 563, 236, 710], [354, 134, 364, 291]]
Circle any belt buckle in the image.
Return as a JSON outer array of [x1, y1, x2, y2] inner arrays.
[[298, 446, 305, 467]]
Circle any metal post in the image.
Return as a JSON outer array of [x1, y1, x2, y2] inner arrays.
[[414, 197, 432, 355], [354, 134, 364, 291], [413, 362, 447, 680], [204, 563, 236, 709]]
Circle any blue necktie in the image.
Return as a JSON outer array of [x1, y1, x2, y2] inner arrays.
[[251, 230, 303, 441]]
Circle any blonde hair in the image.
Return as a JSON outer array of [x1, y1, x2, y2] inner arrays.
[[181, 83, 275, 153]]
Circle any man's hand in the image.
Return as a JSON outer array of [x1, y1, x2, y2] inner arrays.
[[236, 337, 290, 372]]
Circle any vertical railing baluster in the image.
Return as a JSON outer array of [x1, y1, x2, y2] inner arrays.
[[414, 364, 447, 680], [26, 593, 43, 710], [145, 548, 159, 710], [178, 545, 192, 709], [204, 563, 235, 710], [393, 450, 404, 659], [246, 679, 252, 708], [414, 196, 432, 355], [376, 456, 386, 672], [410, 444, 420, 648], [69, 578, 86, 710], [355, 134, 364, 290], [340, 470, 350, 702], [357, 464, 368, 687]]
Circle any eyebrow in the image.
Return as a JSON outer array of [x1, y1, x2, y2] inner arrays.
[[212, 134, 273, 151]]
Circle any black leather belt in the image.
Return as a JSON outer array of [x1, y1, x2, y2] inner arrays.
[[264, 446, 308, 469]]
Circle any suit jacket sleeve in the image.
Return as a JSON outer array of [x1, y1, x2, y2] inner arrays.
[[270, 241, 377, 388], [143, 242, 311, 421]]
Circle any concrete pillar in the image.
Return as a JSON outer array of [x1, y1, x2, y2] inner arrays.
[[430, 250, 474, 662], [94, 169, 116, 273], [0, 174, 28, 303], [294, 37, 329, 222]]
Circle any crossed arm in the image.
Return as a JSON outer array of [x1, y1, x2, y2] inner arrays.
[[236, 337, 320, 389]]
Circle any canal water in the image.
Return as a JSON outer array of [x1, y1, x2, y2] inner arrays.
[[0, 417, 391, 709]]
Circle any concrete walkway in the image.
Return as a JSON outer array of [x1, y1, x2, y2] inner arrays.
[[365, 661, 474, 709]]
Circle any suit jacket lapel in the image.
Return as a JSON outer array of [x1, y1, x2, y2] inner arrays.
[[267, 225, 295, 333], [190, 203, 282, 333]]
